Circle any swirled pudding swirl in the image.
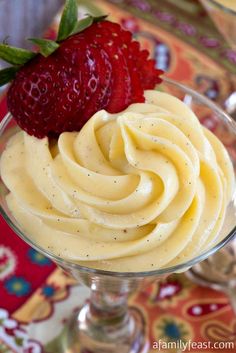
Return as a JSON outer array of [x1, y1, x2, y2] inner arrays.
[[1, 91, 234, 272]]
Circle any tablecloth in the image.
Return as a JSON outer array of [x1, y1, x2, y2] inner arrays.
[[1, 1, 236, 352]]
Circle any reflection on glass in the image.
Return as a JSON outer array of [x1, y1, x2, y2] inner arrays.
[[201, 0, 236, 49]]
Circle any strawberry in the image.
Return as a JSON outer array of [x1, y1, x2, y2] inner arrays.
[[0, 0, 163, 138], [84, 22, 132, 113], [92, 21, 148, 103], [79, 46, 112, 124]]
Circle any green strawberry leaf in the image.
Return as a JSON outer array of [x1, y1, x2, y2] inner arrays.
[[0, 66, 19, 86], [92, 14, 108, 23], [72, 14, 108, 36], [28, 38, 59, 57], [71, 15, 93, 35], [57, 0, 78, 42], [0, 44, 36, 65]]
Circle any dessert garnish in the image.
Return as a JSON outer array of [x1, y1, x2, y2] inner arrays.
[[0, 0, 163, 138]]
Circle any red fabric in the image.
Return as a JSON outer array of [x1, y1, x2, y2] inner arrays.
[[0, 217, 55, 313]]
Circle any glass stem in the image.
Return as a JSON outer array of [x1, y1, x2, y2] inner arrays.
[[76, 285, 148, 353], [89, 289, 130, 333]]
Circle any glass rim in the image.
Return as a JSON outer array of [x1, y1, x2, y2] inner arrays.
[[203, 0, 236, 16], [0, 77, 236, 278]]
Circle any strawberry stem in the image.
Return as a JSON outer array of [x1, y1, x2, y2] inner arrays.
[[0, 0, 108, 87], [56, 0, 107, 41]]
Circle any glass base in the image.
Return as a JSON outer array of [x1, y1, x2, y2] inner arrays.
[[27, 285, 149, 353], [54, 307, 149, 353]]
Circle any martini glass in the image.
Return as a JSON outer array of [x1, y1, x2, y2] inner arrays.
[[0, 78, 236, 353], [188, 0, 236, 303], [200, 0, 236, 50], [200, 0, 236, 120]]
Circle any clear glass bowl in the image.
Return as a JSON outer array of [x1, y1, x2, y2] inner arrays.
[[0, 78, 236, 353], [200, 0, 236, 49]]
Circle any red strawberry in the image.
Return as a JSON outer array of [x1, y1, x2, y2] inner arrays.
[[7, 52, 86, 137], [84, 21, 132, 112], [93, 21, 146, 103], [85, 23, 132, 113], [0, 0, 163, 138], [79, 46, 112, 124]]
